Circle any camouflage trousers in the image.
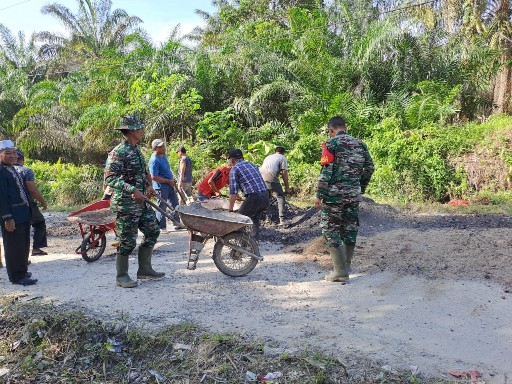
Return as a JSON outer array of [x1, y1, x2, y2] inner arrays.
[[320, 202, 359, 248], [114, 202, 160, 257]]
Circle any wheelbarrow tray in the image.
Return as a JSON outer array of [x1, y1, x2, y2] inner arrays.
[[175, 204, 252, 237], [67, 200, 116, 230]]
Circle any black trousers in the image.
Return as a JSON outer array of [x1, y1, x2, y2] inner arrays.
[[30, 202, 47, 249], [1, 221, 30, 283], [238, 191, 270, 241]]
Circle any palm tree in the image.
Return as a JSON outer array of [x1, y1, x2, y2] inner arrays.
[[483, 0, 512, 113], [0, 24, 44, 82], [36, 0, 143, 60], [0, 24, 47, 137]]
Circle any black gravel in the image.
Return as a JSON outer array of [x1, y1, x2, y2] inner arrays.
[[260, 197, 512, 245]]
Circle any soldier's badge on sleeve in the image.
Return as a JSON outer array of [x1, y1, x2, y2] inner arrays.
[[320, 143, 335, 165]]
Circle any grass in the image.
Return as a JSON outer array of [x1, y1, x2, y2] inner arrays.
[[0, 295, 456, 384]]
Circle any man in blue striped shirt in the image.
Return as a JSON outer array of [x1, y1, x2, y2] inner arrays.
[[228, 149, 269, 241]]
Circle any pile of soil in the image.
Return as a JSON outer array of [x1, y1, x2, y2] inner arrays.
[[262, 197, 512, 288]]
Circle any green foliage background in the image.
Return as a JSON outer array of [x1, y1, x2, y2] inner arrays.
[[2, 0, 512, 207]]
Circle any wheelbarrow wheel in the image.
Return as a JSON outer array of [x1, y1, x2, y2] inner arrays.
[[81, 231, 106, 262], [213, 232, 258, 277]]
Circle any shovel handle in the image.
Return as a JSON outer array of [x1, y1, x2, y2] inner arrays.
[[144, 197, 181, 227], [175, 186, 188, 204]]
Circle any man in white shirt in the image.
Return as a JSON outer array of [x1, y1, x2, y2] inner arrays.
[[259, 146, 291, 226]]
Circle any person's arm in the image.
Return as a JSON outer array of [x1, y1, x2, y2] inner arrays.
[[360, 142, 374, 194], [151, 174, 176, 187], [25, 181, 48, 210], [228, 168, 239, 210], [145, 173, 156, 198], [281, 169, 290, 194], [228, 194, 237, 211], [104, 150, 136, 194], [0, 171, 15, 232], [207, 169, 223, 197], [316, 141, 335, 207]]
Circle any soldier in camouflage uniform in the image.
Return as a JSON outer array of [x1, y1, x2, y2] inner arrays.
[[104, 116, 165, 288], [315, 116, 374, 283]]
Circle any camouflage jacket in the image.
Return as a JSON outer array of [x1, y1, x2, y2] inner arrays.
[[316, 131, 374, 204], [104, 141, 149, 212]]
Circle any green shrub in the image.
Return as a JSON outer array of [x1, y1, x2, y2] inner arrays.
[[26, 160, 103, 207]]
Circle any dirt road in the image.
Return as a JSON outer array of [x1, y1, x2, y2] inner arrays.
[[1, 200, 511, 383]]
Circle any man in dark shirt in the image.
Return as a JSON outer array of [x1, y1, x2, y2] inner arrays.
[[228, 149, 269, 241], [0, 140, 37, 286], [15, 150, 48, 257]]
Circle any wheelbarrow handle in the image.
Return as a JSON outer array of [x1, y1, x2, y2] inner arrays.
[[144, 198, 181, 227]]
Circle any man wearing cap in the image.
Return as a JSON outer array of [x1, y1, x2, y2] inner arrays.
[[104, 116, 165, 288], [0, 140, 37, 286], [315, 116, 374, 283], [176, 146, 193, 204], [260, 146, 291, 226], [15, 149, 49, 257], [228, 149, 269, 242], [148, 139, 184, 231]]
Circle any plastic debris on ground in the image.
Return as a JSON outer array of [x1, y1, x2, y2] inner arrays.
[[148, 369, 165, 381], [246, 371, 257, 381], [246, 371, 283, 382], [107, 338, 122, 353], [257, 371, 283, 382], [448, 199, 469, 206], [173, 343, 192, 350], [448, 369, 482, 382]]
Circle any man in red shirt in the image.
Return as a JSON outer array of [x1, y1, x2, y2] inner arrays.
[[197, 165, 231, 201]]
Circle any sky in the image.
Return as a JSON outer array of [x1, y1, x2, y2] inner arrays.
[[0, 0, 216, 45]]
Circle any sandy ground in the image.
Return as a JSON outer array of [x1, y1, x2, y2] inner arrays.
[[1, 200, 511, 383]]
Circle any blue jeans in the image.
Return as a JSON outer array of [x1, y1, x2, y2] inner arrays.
[[197, 192, 209, 201], [155, 187, 180, 229]]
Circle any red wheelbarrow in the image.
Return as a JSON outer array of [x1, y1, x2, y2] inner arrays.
[[67, 200, 117, 262]]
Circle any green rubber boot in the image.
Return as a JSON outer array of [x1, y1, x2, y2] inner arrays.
[[325, 246, 349, 283], [137, 246, 165, 280], [116, 255, 137, 288], [344, 244, 355, 273]]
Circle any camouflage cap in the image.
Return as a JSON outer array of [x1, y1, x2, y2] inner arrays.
[[115, 115, 144, 131]]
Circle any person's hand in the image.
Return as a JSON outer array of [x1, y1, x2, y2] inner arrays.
[[41, 201, 48, 210], [131, 189, 145, 203], [214, 191, 222, 197], [315, 197, 323, 210], [168, 179, 177, 187], [5, 219, 15, 232], [146, 186, 157, 198], [285, 187, 291, 194]]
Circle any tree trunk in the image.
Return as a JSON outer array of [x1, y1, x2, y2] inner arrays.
[[492, 52, 512, 114]]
